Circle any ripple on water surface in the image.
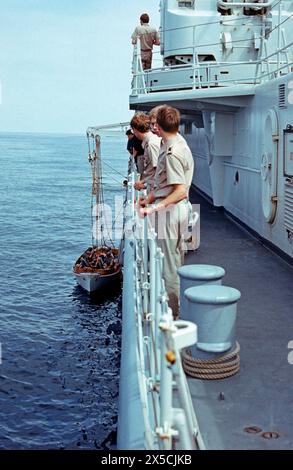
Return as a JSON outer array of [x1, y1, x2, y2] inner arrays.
[[0, 133, 127, 449]]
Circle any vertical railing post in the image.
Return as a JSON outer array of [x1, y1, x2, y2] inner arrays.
[[132, 44, 138, 95], [277, 1, 282, 77], [138, 39, 147, 94], [192, 25, 199, 89], [260, 40, 270, 80], [281, 29, 290, 74], [141, 214, 149, 316], [148, 231, 160, 426], [158, 319, 174, 450], [149, 229, 156, 320], [155, 249, 164, 368], [132, 41, 146, 94], [137, 43, 142, 93], [255, 17, 265, 83], [148, 234, 155, 369], [131, 172, 136, 220]]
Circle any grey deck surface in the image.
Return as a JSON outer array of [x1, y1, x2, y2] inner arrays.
[[186, 191, 293, 450]]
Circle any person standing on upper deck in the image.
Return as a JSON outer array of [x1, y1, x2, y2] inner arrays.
[[139, 106, 194, 318], [130, 112, 161, 192], [131, 13, 160, 71]]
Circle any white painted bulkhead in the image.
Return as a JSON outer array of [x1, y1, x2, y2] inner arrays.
[[183, 74, 293, 257]]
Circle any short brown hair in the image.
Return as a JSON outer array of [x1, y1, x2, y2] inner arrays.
[[156, 105, 181, 133], [149, 105, 164, 121], [130, 112, 150, 133], [140, 13, 149, 24]]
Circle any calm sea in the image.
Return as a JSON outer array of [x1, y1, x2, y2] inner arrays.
[[0, 131, 128, 449]]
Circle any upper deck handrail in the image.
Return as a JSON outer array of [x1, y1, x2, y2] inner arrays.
[[149, 1, 293, 60], [218, 0, 275, 8], [150, 0, 284, 36]]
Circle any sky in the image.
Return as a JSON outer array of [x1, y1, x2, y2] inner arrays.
[[0, 0, 160, 134]]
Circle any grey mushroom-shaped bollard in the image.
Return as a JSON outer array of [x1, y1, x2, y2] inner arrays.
[[184, 284, 241, 355], [178, 264, 225, 320]]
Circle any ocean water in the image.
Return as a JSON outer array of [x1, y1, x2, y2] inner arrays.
[[0, 132, 128, 450]]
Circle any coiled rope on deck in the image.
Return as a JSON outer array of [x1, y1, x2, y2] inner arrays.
[[182, 342, 240, 380]]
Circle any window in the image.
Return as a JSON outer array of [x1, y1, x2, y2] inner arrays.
[[178, 1, 194, 8]]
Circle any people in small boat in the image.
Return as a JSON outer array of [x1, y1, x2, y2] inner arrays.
[[75, 246, 119, 272], [131, 112, 161, 192], [139, 105, 194, 319], [131, 13, 160, 71]]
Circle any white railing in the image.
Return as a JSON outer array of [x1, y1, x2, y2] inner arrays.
[[132, 60, 262, 95], [131, 1, 293, 95], [217, 0, 275, 8], [132, 44, 147, 95], [122, 164, 205, 450]]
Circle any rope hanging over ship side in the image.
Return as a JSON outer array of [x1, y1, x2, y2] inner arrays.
[[73, 133, 121, 281], [87, 134, 115, 248]]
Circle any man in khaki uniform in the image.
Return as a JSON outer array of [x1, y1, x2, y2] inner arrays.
[[139, 106, 194, 318], [149, 105, 164, 136], [131, 13, 160, 71], [130, 112, 161, 192]]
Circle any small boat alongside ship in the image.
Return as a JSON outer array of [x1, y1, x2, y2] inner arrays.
[[73, 246, 121, 293], [73, 132, 122, 293]]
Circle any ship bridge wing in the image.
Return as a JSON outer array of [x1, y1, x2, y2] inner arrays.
[[130, 84, 255, 115]]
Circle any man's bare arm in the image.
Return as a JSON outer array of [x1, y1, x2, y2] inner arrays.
[[140, 184, 187, 215], [159, 184, 187, 208]]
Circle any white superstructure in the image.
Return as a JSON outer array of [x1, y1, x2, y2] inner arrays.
[[131, 0, 293, 258]]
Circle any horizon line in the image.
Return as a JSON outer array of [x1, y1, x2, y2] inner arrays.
[[0, 129, 125, 136]]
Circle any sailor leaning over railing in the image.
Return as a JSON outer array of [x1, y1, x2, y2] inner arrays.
[[125, 128, 144, 174], [130, 112, 161, 193], [138, 105, 194, 320]]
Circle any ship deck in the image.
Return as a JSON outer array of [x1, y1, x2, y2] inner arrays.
[[186, 189, 293, 450]]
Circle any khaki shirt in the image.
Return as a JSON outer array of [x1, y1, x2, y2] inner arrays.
[[131, 24, 160, 50], [154, 134, 194, 200], [142, 132, 161, 191]]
